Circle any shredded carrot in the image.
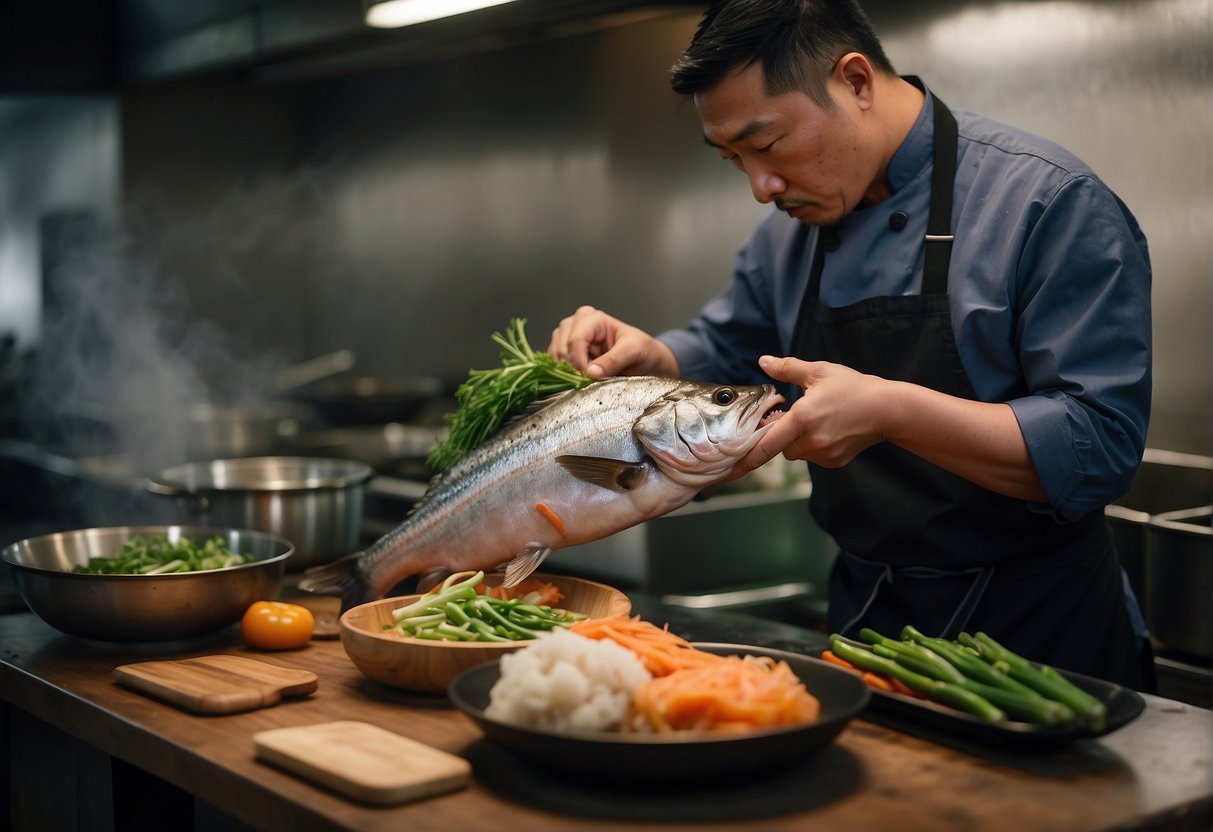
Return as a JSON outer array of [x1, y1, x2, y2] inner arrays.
[[570, 614, 821, 733], [476, 578, 564, 606], [630, 655, 821, 733], [820, 649, 858, 671], [569, 613, 724, 676], [862, 671, 897, 693], [534, 502, 567, 540], [888, 676, 926, 699], [822, 649, 914, 696]]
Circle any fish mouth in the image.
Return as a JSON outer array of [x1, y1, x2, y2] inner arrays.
[[754, 387, 786, 430], [759, 406, 786, 428]]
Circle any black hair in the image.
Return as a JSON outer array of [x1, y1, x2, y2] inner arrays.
[[670, 0, 895, 108]]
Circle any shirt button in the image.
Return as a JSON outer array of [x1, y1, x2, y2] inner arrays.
[[823, 231, 842, 251], [889, 211, 908, 231]]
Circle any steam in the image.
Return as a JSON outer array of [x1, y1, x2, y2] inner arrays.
[[25, 196, 305, 475]]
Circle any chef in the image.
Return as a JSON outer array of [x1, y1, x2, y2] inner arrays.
[[548, 0, 1155, 689]]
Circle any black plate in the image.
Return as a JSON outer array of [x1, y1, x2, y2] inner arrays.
[[814, 650, 1147, 750], [448, 642, 870, 785]]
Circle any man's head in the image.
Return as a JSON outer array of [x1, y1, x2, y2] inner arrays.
[[672, 0, 908, 225], [671, 0, 893, 105]]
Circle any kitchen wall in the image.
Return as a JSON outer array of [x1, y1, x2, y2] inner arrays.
[[119, 12, 767, 385], [4, 0, 1210, 455], [0, 96, 119, 347]]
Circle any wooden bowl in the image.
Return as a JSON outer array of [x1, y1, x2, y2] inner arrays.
[[339, 574, 632, 694]]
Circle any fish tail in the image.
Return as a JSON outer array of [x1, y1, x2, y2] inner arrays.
[[297, 552, 372, 612]]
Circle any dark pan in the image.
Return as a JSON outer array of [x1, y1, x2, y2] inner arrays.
[[447, 642, 870, 785], [290, 375, 444, 426], [850, 663, 1146, 750]]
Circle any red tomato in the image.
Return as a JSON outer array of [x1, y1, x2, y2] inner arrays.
[[241, 601, 315, 649]]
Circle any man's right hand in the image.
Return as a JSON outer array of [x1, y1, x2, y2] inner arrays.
[[547, 305, 679, 379]]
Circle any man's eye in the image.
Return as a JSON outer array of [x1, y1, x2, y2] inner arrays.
[[757, 140, 777, 154]]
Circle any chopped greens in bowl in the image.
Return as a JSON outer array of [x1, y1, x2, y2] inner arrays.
[[71, 533, 251, 575]]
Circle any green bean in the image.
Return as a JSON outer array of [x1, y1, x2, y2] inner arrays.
[[445, 602, 472, 627], [473, 599, 539, 639], [901, 626, 1037, 696], [837, 626, 1108, 732], [467, 620, 512, 642], [968, 632, 1107, 733], [386, 570, 584, 641], [861, 628, 967, 684], [831, 635, 1007, 723]]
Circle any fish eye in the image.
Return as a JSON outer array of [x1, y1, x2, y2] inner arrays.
[[712, 387, 737, 405]]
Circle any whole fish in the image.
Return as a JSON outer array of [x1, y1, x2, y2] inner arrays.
[[298, 376, 784, 610]]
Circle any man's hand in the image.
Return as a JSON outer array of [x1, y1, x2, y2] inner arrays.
[[730, 355, 886, 479], [734, 354, 1047, 502], [547, 306, 678, 379]]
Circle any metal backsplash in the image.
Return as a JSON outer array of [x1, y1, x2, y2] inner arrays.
[[34, 1, 1213, 456]]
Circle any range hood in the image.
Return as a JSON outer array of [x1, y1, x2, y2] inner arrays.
[[119, 0, 706, 85], [0, 0, 116, 92]]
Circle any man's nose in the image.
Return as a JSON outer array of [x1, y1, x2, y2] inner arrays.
[[749, 167, 787, 203]]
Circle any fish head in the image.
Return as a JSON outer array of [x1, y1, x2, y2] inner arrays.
[[633, 380, 784, 487]]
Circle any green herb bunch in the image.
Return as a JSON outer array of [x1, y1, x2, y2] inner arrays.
[[427, 318, 593, 470]]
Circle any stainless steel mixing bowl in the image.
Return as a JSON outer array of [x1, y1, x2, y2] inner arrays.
[[1, 525, 294, 642]]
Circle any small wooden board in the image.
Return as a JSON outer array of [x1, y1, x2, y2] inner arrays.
[[114, 655, 318, 715], [253, 721, 471, 806]]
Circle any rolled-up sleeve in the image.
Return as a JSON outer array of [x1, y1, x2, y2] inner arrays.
[[1008, 174, 1152, 520]]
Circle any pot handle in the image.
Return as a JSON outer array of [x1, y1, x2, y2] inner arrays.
[[145, 479, 210, 512]]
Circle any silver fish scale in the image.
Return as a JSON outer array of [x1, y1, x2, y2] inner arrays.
[[422, 376, 683, 505]]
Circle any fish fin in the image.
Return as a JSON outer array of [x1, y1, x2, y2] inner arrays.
[[297, 552, 372, 613], [556, 455, 651, 492], [503, 545, 552, 588]]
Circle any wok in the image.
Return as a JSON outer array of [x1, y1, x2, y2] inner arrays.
[[272, 349, 356, 394], [282, 422, 446, 474], [181, 352, 355, 458], [288, 375, 446, 426], [185, 401, 314, 459]]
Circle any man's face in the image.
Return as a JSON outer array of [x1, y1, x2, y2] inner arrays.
[[695, 60, 875, 227]]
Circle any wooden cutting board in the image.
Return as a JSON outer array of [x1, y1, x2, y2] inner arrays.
[[253, 721, 471, 806], [113, 655, 319, 715]]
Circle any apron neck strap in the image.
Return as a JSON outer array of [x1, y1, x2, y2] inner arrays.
[[917, 79, 959, 295]]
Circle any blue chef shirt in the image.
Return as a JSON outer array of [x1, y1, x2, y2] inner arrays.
[[659, 90, 1152, 523]]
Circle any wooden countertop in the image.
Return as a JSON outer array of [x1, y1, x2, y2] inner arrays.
[[1, 598, 1211, 832]]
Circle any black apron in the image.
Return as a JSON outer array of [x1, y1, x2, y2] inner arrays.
[[791, 85, 1147, 688]]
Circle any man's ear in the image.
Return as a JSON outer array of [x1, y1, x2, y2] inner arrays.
[[835, 52, 876, 109]]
